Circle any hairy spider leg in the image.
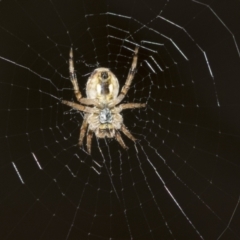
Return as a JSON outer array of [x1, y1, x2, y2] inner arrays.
[[109, 46, 139, 107], [86, 130, 94, 154], [79, 114, 89, 146], [115, 131, 128, 150]]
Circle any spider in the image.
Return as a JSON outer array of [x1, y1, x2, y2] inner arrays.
[[62, 46, 146, 154]]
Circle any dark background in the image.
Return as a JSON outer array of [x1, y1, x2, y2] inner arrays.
[[1, 0, 240, 239]]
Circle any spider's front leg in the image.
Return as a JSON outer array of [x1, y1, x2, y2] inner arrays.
[[115, 124, 137, 150], [120, 124, 137, 142], [115, 131, 128, 150], [79, 114, 89, 147], [86, 130, 93, 154]]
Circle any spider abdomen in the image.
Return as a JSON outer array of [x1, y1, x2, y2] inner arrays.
[[86, 68, 119, 101], [100, 80, 110, 95]]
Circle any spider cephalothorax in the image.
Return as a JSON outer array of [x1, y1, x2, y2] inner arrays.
[[62, 46, 146, 154]]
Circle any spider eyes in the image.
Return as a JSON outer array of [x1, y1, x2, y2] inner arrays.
[[101, 72, 108, 80]]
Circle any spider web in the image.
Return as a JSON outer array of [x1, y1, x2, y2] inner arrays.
[[1, 0, 240, 239]]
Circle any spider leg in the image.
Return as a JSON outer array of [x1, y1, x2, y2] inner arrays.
[[62, 100, 97, 113], [119, 103, 146, 111], [109, 46, 139, 107], [120, 124, 137, 142], [79, 98, 99, 106], [69, 48, 100, 107], [86, 129, 93, 154], [79, 114, 89, 147], [69, 48, 82, 102], [115, 131, 128, 150]]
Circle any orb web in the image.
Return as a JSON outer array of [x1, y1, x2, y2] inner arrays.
[[1, 0, 240, 239]]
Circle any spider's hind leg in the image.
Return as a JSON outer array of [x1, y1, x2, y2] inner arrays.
[[69, 48, 82, 102], [108, 46, 139, 108]]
